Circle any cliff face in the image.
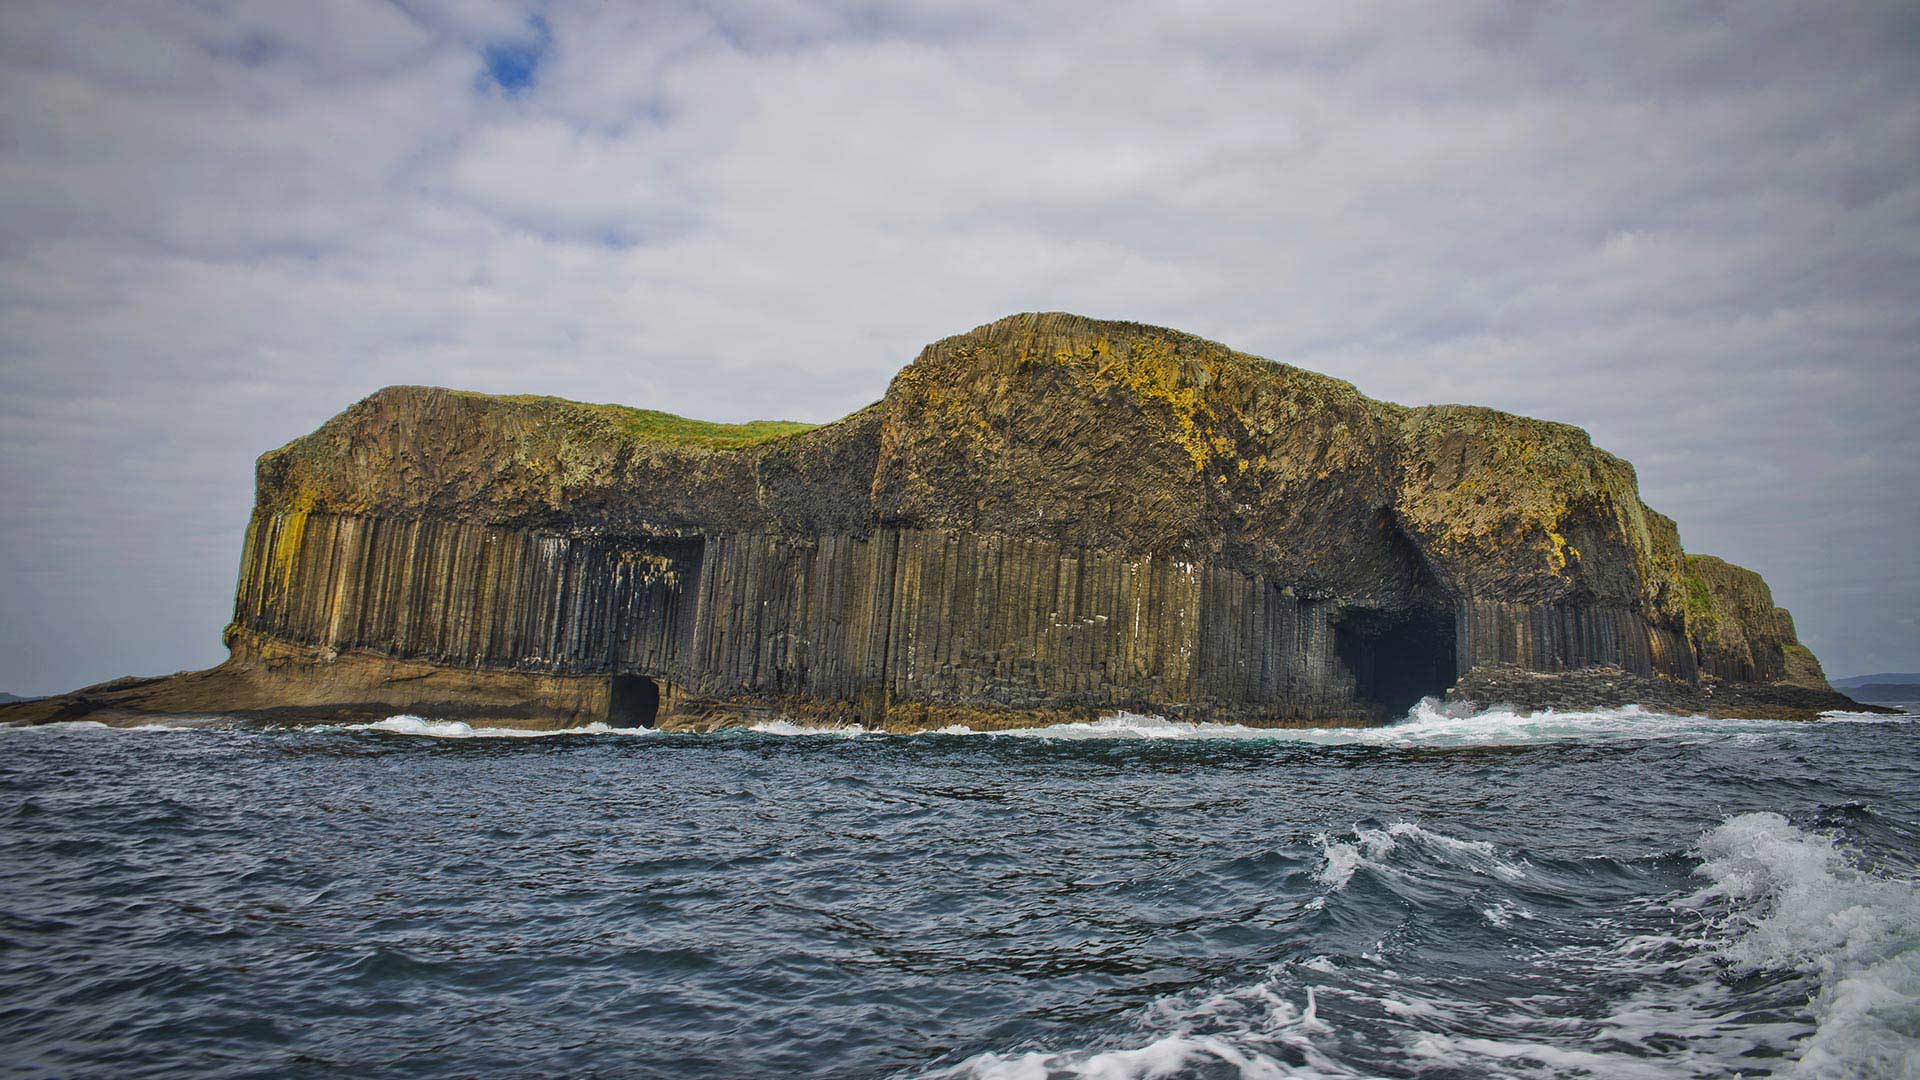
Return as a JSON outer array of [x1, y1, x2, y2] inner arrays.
[[1683, 554, 1833, 689], [252, 386, 883, 535], [4, 312, 1864, 730]]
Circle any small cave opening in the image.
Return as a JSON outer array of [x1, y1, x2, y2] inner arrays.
[[608, 675, 661, 729], [1334, 608, 1458, 720]]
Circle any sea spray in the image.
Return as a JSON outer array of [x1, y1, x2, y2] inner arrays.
[[345, 716, 661, 739], [929, 813, 1919, 1079], [1685, 813, 1920, 1078], [756, 699, 1906, 748], [1312, 822, 1525, 892]]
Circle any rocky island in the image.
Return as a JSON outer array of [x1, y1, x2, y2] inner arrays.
[[2, 313, 1871, 730]]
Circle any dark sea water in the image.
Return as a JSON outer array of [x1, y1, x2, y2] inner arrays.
[[3, 701, 1917, 1080]]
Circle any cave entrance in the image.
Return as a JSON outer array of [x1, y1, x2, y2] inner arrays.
[[1335, 609, 1458, 720], [608, 675, 660, 729]]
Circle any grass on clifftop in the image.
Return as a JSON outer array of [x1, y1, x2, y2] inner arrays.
[[485, 394, 819, 450]]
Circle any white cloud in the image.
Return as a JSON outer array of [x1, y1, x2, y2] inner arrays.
[[0, 0, 1915, 691], [445, 117, 689, 239]]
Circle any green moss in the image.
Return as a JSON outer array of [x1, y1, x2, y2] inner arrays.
[[1398, 409, 1599, 559], [1683, 565, 1715, 620], [964, 317, 1375, 477], [464, 392, 817, 451], [1781, 642, 1830, 689], [1683, 554, 1803, 683]]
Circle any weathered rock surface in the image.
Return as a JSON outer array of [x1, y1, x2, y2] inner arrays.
[[2, 312, 1876, 730]]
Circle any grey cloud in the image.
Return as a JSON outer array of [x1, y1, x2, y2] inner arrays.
[[0, 0, 1914, 693]]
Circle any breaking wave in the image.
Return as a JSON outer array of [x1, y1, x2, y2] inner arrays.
[[1684, 813, 1920, 1077], [4, 690, 1915, 1079], [1312, 821, 1527, 891], [746, 718, 872, 737], [7, 700, 1907, 746], [912, 698, 1911, 747], [925, 812, 1920, 1079], [336, 716, 661, 739], [0, 718, 220, 734]]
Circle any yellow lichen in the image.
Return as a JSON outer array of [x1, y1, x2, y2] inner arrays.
[[1545, 528, 1576, 572], [271, 486, 319, 593], [1073, 335, 1225, 472]]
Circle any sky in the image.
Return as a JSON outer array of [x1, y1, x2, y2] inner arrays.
[[0, 1, 1915, 695]]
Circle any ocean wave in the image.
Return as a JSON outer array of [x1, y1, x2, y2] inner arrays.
[[924, 812, 1920, 1080], [745, 719, 872, 737], [1313, 822, 1525, 891], [1683, 812, 1920, 1078], [1818, 708, 1917, 723], [928, 698, 1911, 747], [0, 718, 222, 734], [6, 699, 1907, 744], [336, 716, 661, 739], [923, 987, 1348, 1080]]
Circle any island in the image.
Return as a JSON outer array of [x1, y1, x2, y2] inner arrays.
[[2, 313, 1874, 730]]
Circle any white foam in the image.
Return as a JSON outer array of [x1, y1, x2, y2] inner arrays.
[[924, 814, 1920, 1080], [1819, 708, 1916, 724], [920, 698, 1912, 748], [927, 985, 1354, 1080], [0, 718, 220, 734], [1683, 812, 1920, 1078], [745, 718, 870, 737], [9, 699, 1908, 743], [1480, 900, 1533, 928], [1314, 822, 1524, 891], [342, 715, 659, 739], [1314, 839, 1368, 891]]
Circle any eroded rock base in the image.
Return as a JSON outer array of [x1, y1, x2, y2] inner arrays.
[[1450, 664, 1889, 721]]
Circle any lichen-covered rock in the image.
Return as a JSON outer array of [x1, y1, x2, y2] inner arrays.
[[872, 314, 1416, 603], [2, 312, 1872, 730], [1393, 406, 1691, 617], [255, 385, 885, 536], [1682, 554, 1836, 690]]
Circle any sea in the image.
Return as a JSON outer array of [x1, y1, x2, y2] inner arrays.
[[2, 700, 1916, 1079]]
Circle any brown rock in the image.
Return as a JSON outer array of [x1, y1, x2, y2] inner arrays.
[[4, 313, 1878, 731]]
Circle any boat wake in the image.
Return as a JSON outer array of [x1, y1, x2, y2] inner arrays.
[[922, 813, 1920, 1079], [3, 696, 1914, 1080]]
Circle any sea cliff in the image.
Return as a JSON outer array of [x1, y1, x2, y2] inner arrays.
[[2, 313, 1870, 729]]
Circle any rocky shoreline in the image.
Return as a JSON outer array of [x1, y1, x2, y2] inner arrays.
[[1, 313, 1876, 731], [1448, 665, 1889, 722]]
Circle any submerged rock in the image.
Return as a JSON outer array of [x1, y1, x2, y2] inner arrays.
[[1, 313, 1875, 730]]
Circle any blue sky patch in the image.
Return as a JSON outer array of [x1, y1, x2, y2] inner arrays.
[[480, 15, 549, 97]]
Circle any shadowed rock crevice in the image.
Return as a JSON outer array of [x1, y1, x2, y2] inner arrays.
[[608, 675, 660, 728], [1335, 609, 1458, 720]]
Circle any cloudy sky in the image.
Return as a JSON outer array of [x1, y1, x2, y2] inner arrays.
[[1, 1, 1915, 695]]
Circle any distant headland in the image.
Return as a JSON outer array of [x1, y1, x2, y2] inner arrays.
[[0, 313, 1877, 730], [1831, 674, 1920, 704]]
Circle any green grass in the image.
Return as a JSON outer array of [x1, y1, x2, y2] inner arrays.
[[597, 408, 817, 449], [482, 394, 819, 450], [1683, 566, 1715, 620]]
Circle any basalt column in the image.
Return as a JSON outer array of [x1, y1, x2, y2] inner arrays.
[[5, 311, 1853, 733], [673, 529, 1377, 726], [234, 510, 698, 678]]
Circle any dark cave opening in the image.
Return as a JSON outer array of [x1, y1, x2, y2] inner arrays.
[[1335, 608, 1458, 720], [608, 675, 660, 729]]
